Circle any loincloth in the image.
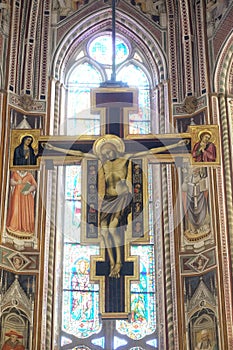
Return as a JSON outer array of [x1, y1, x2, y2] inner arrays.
[[100, 192, 132, 228]]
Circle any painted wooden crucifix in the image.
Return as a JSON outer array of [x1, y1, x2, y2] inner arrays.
[[38, 86, 193, 318], [9, 0, 220, 320], [43, 133, 188, 278], [11, 84, 219, 318]]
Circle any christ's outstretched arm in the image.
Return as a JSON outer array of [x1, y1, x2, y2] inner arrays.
[[42, 143, 97, 159], [127, 139, 190, 159]]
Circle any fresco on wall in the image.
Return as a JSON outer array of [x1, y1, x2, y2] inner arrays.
[[0, 270, 36, 350], [0, 247, 39, 272], [180, 249, 216, 274], [4, 170, 38, 250], [192, 130, 217, 164], [206, 0, 229, 36], [189, 125, 220, 166], [184, 271, 220, 350], [2, 125, 42, 250], [181, 165, 211, 242], [131, 0, 167, 26], [9, 130, 41, 169], [178, 125, 220, 252], [12, 137, 38, 166], [175, 111, 206, 133], [10, 110, 43, 130], [1, 329, 25, 350], [53, 0, 92, 18]]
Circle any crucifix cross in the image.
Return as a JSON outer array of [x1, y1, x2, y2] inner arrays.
[[36, 87, 192, 319], [13, 87, 218, 319]]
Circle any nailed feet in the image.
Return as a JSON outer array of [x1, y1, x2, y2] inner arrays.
[[109, 262, 122, 278]]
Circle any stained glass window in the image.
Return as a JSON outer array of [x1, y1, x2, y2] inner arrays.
[[113, 336, 128, 349], [92, 337, 105, 348], [61, 161, 157, 348], [62, 165, 101, 341], [66, 35, 152, 136], [88, 35, 129, 65], [64, 166, 82, 241], [116, 245, 156, 340], [117, 64, 151, 135], [61, 33, 158, 349], [62, 244, 101, 338], [66, 63, 102, 136]]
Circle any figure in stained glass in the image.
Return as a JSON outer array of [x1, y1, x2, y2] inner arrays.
[[131, 294, 147, 323], [71, 258, 92, 320], [62, 244, 100, 338]]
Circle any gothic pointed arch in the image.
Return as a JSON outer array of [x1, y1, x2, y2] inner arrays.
[[51, 7, 167, 85]]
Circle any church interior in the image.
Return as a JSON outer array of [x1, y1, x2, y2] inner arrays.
[[0, 0, 233, 349]]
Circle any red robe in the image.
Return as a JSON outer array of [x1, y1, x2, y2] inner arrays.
[[192, 141, 216, 162], [2, 339, 25, 350], [6, 171, 37, 237]]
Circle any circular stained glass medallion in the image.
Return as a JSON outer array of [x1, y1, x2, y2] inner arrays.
[[88, 35, 129, 65]]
